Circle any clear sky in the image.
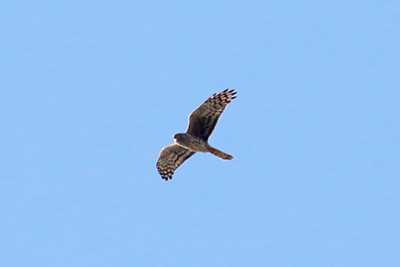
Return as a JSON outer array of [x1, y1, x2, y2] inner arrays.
[[1, 1, 399, 266]]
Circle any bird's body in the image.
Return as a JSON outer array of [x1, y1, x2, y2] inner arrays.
[[174, 133, 234, 159], [156, 89, 237, 180], [174, 133, 209, 153]]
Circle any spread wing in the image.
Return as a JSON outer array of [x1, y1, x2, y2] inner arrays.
[[156, 144, 196, 180], [186, 89, 237, 141]]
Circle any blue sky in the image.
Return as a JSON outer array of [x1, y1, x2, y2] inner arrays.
[[1, 1, 399, 266]]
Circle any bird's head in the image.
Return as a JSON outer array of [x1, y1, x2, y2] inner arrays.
[[173, 133, 185, 141]]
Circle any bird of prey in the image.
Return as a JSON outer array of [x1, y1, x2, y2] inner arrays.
[[156, 89, 237, 180]]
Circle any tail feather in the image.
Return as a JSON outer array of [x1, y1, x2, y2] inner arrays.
[[207, 145, 233, 160]]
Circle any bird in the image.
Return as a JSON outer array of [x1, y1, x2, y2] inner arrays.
[[156, 89, 237, 181]]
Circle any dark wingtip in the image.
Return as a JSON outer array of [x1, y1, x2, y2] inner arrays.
[[222, 89, 237, 94], [218, 88, 237, 100], [162, 176, 172, 181], [230, 89, 237, 99]]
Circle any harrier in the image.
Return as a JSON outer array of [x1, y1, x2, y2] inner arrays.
[[156, 89, 237, 180]]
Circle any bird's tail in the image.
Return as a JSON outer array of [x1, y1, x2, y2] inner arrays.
[[207, 145, 234, 160]]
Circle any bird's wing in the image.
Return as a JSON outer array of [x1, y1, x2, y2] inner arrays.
[[156, 144, 196, 180], [186, 89, 237, 141]]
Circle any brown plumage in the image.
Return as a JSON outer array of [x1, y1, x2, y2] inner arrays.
[[156, 89, 237, 181]]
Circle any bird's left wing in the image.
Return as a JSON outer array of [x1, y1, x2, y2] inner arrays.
[[186, 89, 237, 141]]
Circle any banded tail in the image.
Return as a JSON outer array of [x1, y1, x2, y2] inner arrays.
[[207, 145, 234, 160]]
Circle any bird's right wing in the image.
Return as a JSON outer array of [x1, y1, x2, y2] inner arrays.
[[156, 144, 196, 180]]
